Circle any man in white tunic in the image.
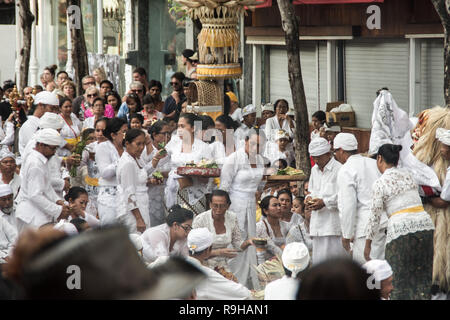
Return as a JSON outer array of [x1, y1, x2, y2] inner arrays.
[[0, 212, 17, 264], [186, 228, 252, 300], [334, 133, 387, 265], [0, 184, 17, 230], [264, 242, 310, 300], [306, 137, 347, 265], [234, 104, 256, 150], [0, 149, 21, 199], [18, 91, 60, 156], [15, 129, 71, 233]]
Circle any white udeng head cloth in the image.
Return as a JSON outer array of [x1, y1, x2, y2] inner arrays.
[[275, 129, 290, 141], [262, 103, 274, 113], [308, 137, 330, 156], [436, 128, 450, 146], [34, 91, 59, 106], [242, 104, 256, 117], [187, 228, 213, 254], [39, 112, 65, 130], [282, 242, 310, 277], [362, 259, 393, 282], [0, 148, 15, 162], [0, 184, 13, 197], [333, 132, 358, 151], [35, 128, 63, 146]]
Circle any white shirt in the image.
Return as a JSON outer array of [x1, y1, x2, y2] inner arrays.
[[308, 157, 342, 237], [264, 275, 299, 300], [0, 214, 17, 262], [0, 121, 15, 146], [60, 113, 82, 140], [208, 141, 227, 166], [220, 148, 266, 195], [264, 141, 295, 167], [141, 223, 189, 263], [95, 140, 120, 186], [440, 166, 450, 201], [18, 115, 40, 156], [233, 124, 252, 151], [0, 210, 17, 229], [337, 154, 388, 239], [264, 116, 294, 142], [230, 108, 242, 123], [82, 116, 96, 130], [188, 257, 251, 300], [15, 150, 62, 227]]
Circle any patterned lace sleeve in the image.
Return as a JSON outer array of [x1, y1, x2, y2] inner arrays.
[[366, 178, 385, 240], [230, 213, 244, 249]]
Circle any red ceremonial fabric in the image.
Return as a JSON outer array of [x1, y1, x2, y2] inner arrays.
[[255, 0, 272, 8]]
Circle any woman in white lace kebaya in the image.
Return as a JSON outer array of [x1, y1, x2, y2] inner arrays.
[[116, 129, 150, 233], [165, 113, 213, 215], [145, 120, 172, 227], [141, 205, 193, 263], [95, 117, 128, 226], [256, 196, 290, 265], [220, 128, 266, 289], [364, 144, 435, 300], [192, 190, 254, 279]]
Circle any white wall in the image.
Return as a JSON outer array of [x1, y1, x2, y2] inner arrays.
[[0, 25, 17, 84]]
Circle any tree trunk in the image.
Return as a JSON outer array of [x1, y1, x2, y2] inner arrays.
[[67, 0, 89, 95], [431, 0, 450, 107], [276, 0, 311, 177], [18, 0, 34, 90]]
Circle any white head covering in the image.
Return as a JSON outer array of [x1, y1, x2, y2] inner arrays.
[[129, 234, 143, 251], [275, 129, 290, 141], [333, 132, 358, 151], [436, 128, 450, 146], [54, 220, 78, 235], [0, 149, 15, 162], [39, 112, 65, 130], [34, 91, 59, 106], [362, 259, 393, 282], [35, 128, 63, 146], [187, 228, 213, 254], [325, 125, 341, 133], [308, 137, 330, 156], [282, 242, 310, 277], [0, 184, 13, 197], [241, 104, 256, 117], [262, 103, 274, 113]]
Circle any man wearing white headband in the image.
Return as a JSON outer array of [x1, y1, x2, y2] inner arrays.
[[0, 204, 17, 263], [306, 137, 346, 264], [15, 128, 71, 233], [264, 242, 310, 300], [186, 228, 252, 300], [259, 103, 275, 131], [334, 133, 387, 264], [18, 91, 59, 156], [363, 259, 394, 300], [427, 128, 450, 209], [234, 104, 257, 150], [0, 184, 16, 229], [0, 149, 21, 199]]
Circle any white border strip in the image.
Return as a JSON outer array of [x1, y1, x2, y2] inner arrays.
[[245, 35, 353, 45], [405, 34, 444, 39]]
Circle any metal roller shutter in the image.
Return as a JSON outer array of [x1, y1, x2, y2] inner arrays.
[[269, 41, 318, 119], [420, 39, 445, 110], [344, 39, 409, 128]]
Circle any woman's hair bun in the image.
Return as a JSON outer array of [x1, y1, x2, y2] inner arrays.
[[392, 144, 403, 153]]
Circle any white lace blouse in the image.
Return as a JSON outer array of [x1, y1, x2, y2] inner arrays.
[[256, 218, 290, 258], [365, 167, 435, 244], [192, 210, 243, 269]]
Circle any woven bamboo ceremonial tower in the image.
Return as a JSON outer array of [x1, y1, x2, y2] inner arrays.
[[176, 0, 259, 119]]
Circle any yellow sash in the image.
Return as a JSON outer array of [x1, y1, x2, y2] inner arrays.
[[84, 176, 99, 187], [391, 205, 424, 217]]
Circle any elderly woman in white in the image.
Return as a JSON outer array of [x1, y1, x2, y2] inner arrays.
[[116, 129, 150, 234], [192, 190, 254, 278], [220, 128, 266, 289], [264, 99, 295, 143], [95, 117, 128, 226], [305, 137, 347, 265]]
